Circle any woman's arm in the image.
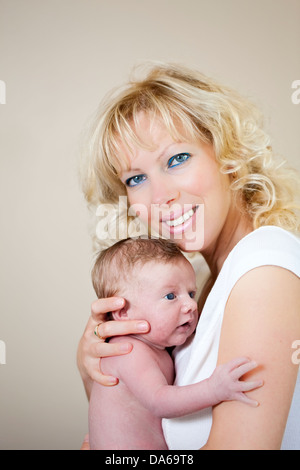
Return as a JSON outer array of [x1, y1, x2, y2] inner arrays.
[[77, 296, 150, 398], [203, 266, 300, 450]]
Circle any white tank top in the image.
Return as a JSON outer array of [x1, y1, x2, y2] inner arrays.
[[162, 226, 300, 450]]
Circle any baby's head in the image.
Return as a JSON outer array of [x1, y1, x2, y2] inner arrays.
[[92, 237, 198, 347]]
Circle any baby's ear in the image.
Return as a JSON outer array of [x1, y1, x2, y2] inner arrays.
[[111, 304, 129, 321]]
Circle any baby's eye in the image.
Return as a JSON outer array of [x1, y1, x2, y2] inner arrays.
[[125, 174, 147, 187], [167, 153, 191, 168], [189, 291, 196, 299], [165, 293, 175, 300]]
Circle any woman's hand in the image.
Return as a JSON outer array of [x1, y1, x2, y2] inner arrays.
[[80, 434, 90, 450], [77, 296, 150, 397]]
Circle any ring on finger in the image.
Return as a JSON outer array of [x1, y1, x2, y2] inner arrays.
[[94, 323, 105, 341]]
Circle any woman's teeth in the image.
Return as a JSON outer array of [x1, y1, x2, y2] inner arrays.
[[165, 208, 195, 227]]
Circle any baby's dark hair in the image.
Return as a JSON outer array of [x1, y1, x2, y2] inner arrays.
[[91, 237, 187, 300]]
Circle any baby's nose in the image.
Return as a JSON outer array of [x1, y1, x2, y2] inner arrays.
[[181, 297, 197, 314]]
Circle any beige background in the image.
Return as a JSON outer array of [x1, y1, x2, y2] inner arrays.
[[0, 0, 299, 450]]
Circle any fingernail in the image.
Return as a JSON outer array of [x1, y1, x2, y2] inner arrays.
[[108, 376, 118, 385], [120, 343, 131, 353], [114, 298, 124, 307], [137, 321, 148, 332]]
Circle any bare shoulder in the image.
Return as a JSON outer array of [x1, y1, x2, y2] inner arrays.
[[226, 265, 300, 326], [220, 265, 300, 368], [209, 266, 300, 449]]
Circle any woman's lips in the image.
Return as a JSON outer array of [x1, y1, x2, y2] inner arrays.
[[161, 205, 199, 234]]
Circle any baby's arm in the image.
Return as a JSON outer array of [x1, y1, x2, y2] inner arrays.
[[111, 340, 263, 419], [140, 357, 262, 419], [155, 357, 263, 418]]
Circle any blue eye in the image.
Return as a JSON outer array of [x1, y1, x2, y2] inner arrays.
[[167, 153, 191, 168], [189, 291, 196, 299], [125, 174, 147, 187], [165, 293, 175, 300]]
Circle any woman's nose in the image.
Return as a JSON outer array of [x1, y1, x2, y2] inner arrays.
[[151, 177, 179, 206]]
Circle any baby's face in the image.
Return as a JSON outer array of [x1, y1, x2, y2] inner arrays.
[[118, 258, 199, 348]]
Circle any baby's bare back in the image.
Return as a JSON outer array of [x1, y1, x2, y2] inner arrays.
[[88, 336, 174, 450]]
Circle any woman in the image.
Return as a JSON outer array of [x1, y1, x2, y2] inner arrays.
[[77, 63, 300, 450]]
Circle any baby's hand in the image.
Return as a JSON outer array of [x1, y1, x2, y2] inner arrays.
[[209, 357, 263, 407]]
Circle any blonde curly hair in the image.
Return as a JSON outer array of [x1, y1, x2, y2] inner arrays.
[[80, 62, 300, 251]]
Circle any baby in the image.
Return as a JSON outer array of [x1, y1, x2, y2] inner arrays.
[[89, 237, 262, 450]]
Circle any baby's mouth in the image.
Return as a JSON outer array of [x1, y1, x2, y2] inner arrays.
[[177, 318, 194, 330]]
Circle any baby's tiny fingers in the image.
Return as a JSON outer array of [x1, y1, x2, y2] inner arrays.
[[239, 379, 264, 392], [223, 356, 252, 372], [231, 360, 258, 380], [235, 392, 259, 407]]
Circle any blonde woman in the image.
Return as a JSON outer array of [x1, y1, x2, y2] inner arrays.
[[77, 63, 300, 450]]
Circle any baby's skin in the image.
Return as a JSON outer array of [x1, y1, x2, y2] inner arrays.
[[89, 335, 261, 450], [89, 258, 262, 450]]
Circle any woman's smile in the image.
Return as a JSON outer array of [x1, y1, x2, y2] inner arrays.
[[162, 205, 198, 227], [160, 205, 201, 243]]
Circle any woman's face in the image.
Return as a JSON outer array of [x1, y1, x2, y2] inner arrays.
[[119, 113, 233, 253]]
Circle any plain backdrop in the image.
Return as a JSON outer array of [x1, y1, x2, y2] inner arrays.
[[0, 0, 299, 450]]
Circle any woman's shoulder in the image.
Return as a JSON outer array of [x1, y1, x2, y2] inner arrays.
[[230, 226, 300, 265], [222, 226, 300, 294], [236, 225, 299, 249]]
